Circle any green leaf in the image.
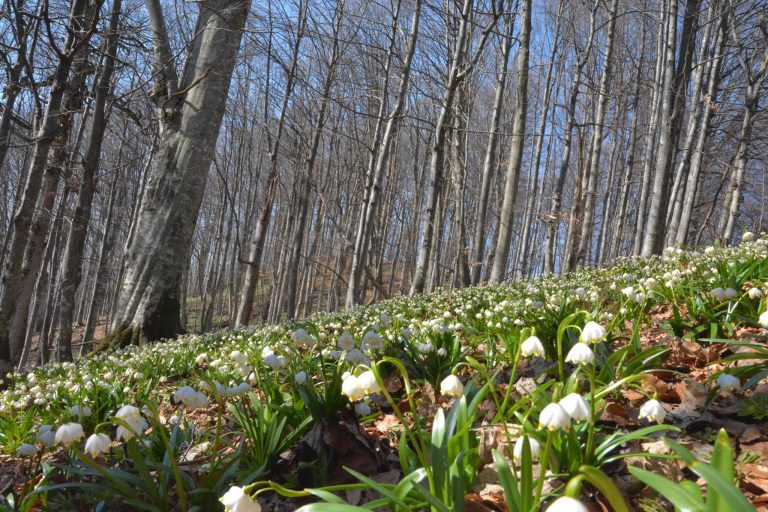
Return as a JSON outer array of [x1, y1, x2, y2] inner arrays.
[[686, 460, 754, 512], [295, 504, 370, 512], [628, 466, 705, 512], [431, 408, 448, 502], [709, 429, 734, 512], [492, 450, 520, 512], [343, 467, 410, 509]]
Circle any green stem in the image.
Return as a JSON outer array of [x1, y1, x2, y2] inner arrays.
[[372, 359, 434, 491], [534, 431, 554, 507], [584, 368, 596, 464], [497, 333, 523, 420]]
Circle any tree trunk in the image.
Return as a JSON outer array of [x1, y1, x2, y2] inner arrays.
[[235, 0, 306, 326], [675, 4, 726, 245], [411, 0, 499, 294], [82, 163, 120, 344], [518, 1, 562, 277], [346, 0, 421, 307], [665, 2, 720, 246], [469, 7, 514, 285], [103, 0, 249, 348], [572, 0, 619, 268], [0, 0, 99, 370], [56, 0, 122, 361], [641, 0, 699, 256], [632, 2, 668, 255], [490, 0, 531, 283], [544, 0, 599, 274]]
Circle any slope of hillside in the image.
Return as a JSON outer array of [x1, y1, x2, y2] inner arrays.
[[1, 236, 768, 511]]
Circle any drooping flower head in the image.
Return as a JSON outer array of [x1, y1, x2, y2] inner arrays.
[[220, 486, 261, 512], [565, 343, 595, 365], [579, 321, 607, 344], [521, 336, 545, 358], [55, 423, 84, 446], [440, 375, 463, 397], [638, 399, 666, 423], [538, 403, 570, 432]]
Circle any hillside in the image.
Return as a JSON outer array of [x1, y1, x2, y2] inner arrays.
[[1, 235, 768, 511]]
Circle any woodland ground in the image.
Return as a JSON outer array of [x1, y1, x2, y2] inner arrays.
[[1, 239, 768, 511]]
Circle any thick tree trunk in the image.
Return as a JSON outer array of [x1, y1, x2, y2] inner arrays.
[[489, 0, 531, 283], [676, 6, 726, 245], [641, 0, 699, 256], [0, 0, 98, 370], [665, 3, 720, 246], [103, 0, 249, 348], [469, 8, 514, 285], [632, 3, 668, 255]]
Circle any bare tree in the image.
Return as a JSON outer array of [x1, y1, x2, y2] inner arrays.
[[103, 0, 249, 347]]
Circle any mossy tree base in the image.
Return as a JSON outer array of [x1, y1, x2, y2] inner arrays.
[[97, 295, 185, 353]]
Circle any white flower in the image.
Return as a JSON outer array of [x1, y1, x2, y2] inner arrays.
[[724, 287, 739, 299], [18, 443, 37, 457], [638, 399, 666, 423], [559, 393, 590, 421], [188, 390, 210, 409], [760, 311, 768, 328], [115, 405, 148, 439], [341, 375, 365, 401], [361, 331, 384, 350], [565, 343, 595, 365], [55, 423, 84, 446], [174, 386, 197, 405], [220, 485, 261, 512], [521, 336, 545, 358], [37, 425, 55, 447], [705, 246, 715, 254], [711, 287, 728, 301], [580, 321, 606, 344], [743, 231, 755, 242], [263, 353, 284, 370], [231, 351, 248, 366], [354, 402, 372, 416], [539, 403, 570, 431], [357, 371, 380, 394], [344, 348, 368, 365], [513, 436, 540, 462], [84, 433, 112, 457], [418, 342, 434, 354], [337, 333, 356, 351], [437, 347, 448, 357], [291, 328, 315, 348], [716, 373, 741, 392], [69, 405, 92, 418], [294, 371, 307, 385], [231, 382, 251, 397], [545, 496, 588, 512], [440, 375, 463, 397], [747, 288, 763, 300]]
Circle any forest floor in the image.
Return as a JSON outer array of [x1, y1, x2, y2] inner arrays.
[[2, 240, 768, 511]]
